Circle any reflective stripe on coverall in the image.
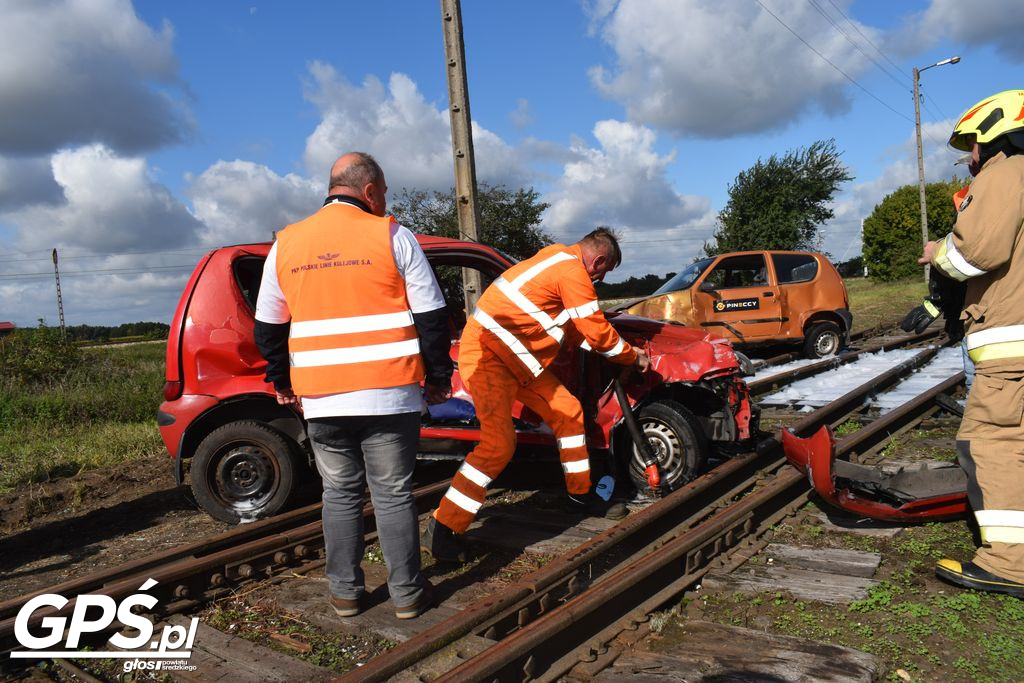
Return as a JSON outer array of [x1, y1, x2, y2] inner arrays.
[[434, 244, 636, 534], [933, 152, 1024, 582]]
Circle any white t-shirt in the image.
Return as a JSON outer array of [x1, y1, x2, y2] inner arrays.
[[255, 220, 447, 419]]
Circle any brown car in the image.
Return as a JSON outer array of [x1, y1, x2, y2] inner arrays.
[[617, 250, 852, 358]]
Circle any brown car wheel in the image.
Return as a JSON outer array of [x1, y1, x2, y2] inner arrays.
[[803, 321, 842, 359]]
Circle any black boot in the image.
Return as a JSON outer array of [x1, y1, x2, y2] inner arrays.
[[936, 559, 1024, 598], [564, 491, 628, 520], [422, 516, 468, 563]]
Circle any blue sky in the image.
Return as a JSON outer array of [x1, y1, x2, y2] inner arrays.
[[1, 0, 1022, 326]]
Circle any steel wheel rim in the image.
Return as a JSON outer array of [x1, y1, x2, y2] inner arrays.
[[632, 417, 684, 486], [212, 442, 280, 512], [815, 331, 839, 356]]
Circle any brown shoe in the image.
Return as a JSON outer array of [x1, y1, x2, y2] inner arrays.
[[395, 583, 434, 620], [330, 594, 363, 617]]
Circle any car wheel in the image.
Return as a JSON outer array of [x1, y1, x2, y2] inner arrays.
[[191, 421, 298, 524], [803, 321, 842, 358], [628, 400, 708, 492]]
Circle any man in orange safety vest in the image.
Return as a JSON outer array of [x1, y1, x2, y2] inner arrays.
[[424, 227, 649, 562]]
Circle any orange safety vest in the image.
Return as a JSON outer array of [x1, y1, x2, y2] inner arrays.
[[275, 202, 424, 396], [472, 243, 634, 382]]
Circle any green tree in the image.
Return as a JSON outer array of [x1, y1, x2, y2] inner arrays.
[[705, 139, 852, 256], [391, 184, 553, 311], [862, 178, 966, 281], [391, 183, 552, 261]]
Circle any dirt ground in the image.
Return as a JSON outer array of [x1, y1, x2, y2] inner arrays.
[[0, 452, 231, 602], [4, 419, 1020, 683]]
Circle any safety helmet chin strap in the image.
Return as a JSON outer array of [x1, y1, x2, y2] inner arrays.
[[978, 133, 1024, 168]]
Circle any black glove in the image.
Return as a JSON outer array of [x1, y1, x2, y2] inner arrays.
[[931, 271, 967, 342], [900, 299, 941, 334]]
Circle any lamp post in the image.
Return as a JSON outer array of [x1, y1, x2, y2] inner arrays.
[[914, 55, 960, 283]]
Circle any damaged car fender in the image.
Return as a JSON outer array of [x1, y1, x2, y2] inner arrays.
[[782, 425, 968, 522]]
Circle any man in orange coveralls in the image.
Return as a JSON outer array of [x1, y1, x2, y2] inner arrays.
[[423, 227, 650, 562]]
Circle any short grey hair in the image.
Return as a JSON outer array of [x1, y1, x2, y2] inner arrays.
[[329, 152, 383, 191]]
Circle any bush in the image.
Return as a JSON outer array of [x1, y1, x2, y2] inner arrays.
[[0, 322, 81, 386]]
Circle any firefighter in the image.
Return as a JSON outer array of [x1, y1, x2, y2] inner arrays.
[[423, 228, 650, 562], [900, 170, 972, 390], [923, 89, 1024, 597]]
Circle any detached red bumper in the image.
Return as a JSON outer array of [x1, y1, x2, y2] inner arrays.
[[781, 426, 968, 522]]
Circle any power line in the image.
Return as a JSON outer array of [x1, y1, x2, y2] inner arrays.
[[0, 246, 212, 264], [0, 265, 195, 281], [822, 0, 908, 81], [806, 0, 907, 90], [754, 0, 912, 123]]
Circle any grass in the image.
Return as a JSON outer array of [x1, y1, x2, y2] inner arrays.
[[678, 517, 1024, 682], [0, 275, 931, 494], [845, 277, 927, 334], [0, 341, 166, 494], [202, 595, 397, 674]]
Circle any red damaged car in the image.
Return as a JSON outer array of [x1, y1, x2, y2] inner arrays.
[[158, 237, 759, 523]]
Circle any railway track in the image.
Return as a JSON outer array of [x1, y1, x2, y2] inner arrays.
[[1, 327, 967, 680]]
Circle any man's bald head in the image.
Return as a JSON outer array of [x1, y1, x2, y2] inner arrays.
[[327, 152, 388, 216]]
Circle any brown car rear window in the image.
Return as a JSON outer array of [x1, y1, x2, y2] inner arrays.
[[772, 253, 818, 284]]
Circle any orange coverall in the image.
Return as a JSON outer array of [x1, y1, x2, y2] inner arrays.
[[435, 243, 637, 533]]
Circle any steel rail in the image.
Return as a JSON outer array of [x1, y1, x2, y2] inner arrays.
[[3, 331, 961, 673], [748, 328, 942, 395], [750, 323, 937, 374], [343, 345, 948, 681], [438, 461, 807, 681], [0, 480, 451, 650]]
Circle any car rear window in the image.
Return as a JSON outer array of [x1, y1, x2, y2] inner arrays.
[[233, 256, 266, 311], [772, 253, 818, 284]]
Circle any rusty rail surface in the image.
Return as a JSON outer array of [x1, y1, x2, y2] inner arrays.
[[0, 480, 451, 651], [3, 328, 965, 677], [343, 344, 964, 682], [748, 327, 943, 396]]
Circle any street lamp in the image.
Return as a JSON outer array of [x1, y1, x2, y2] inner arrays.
[[914, 55, 960, 283]]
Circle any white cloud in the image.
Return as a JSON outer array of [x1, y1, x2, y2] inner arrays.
[[0, 0, 192, 155], [542, 119, 714, 279], [3, 144, 202, 254], [586, 0, 874, 137], [187, 160, 321, 246], [300, 64, 529, 193], [0, 145, 209, 326], [893, 0, 1024, 61]]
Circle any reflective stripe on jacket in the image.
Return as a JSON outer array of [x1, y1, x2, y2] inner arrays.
[[931, 153, 1024, 371], [275, 202, 424, 395], [473, 243, 636, 382]]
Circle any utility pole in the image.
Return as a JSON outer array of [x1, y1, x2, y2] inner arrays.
[[440, 0, 483, 314], [913, 55, 960, 284], [52, 248, 66, 337]]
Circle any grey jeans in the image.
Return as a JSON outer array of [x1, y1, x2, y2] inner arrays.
[[306, 412, 424, 605]]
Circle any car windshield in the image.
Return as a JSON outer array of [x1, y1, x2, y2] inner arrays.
[[652, 257, 715, 294]]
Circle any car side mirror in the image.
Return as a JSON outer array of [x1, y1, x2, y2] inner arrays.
[[698, 281, 717, 293]]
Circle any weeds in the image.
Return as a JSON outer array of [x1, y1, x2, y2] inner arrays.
[[0, 339, 166, 494], [688, 516, 1024, 682]]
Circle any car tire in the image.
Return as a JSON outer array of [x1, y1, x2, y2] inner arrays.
[[627, 400, 708, 492], [803, 321, 842, 359], [191, 421, 298, 524]]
